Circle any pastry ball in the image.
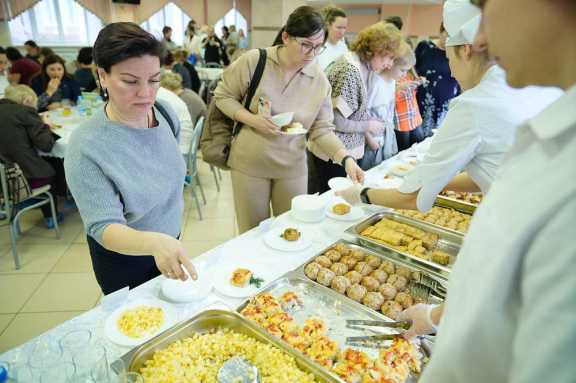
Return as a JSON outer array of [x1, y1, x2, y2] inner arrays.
[[378, 283, 398, 300], [354, 262, 373, 276], [395, 266, 412, 279], [394, 292, 414, 309], [360, 276, 380, 292], [346, 283, 367, 302], [331, 275, 351, 294], [350, 249, 366, 261], [333, 243, 351, 256], [370, 269, 388, 284], [304, 262, 321, 280], [381, 300, 403, 320], [380, 260, 395, 275], [324, 249, 342, 263], [362, 292, 385, 311], [316, 268, 336, 287], [330, 262, 348, 276], [365, 254, 382, 269], [387, 274, 408, 291], [340, 256, 358, 269], [344, 270, 363, 285], [314, 255, 332, 268]]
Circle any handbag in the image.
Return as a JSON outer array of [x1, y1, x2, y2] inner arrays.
[[200, 48, 267, 170], [0, 155, 32, 217]]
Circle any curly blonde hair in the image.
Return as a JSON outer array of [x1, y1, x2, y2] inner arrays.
[[5, 85, 38, 108], [350, 22, 404, 62], [160, 70, 183, 92]]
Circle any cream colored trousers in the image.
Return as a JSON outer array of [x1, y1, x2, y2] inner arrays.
[[231, 169, 307, 234]]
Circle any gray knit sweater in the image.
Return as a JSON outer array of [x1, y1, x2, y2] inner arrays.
[[64, 102, 186, 245]]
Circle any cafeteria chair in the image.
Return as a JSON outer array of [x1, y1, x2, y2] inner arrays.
[[185, 116, 207, 220], [0, 161, 60, 269]]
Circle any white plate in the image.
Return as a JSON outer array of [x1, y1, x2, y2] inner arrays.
[[326, 204, 365, 221], [213, 263, 272, 298], [270, 112, 294, 127], [390, 163, 415, 177], [280, 127, 307, 135], [328, 177, 353, 192], [263, 226, 313, 252], [104, 298, 177, 347], [160, 269, 213, 303]]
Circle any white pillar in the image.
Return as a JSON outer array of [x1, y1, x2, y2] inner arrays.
[[0, 21, 12, 47]]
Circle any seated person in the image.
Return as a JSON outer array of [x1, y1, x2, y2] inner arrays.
[[30, 54, 81, 112], [74, 47, 97, 92], [5, 47, 41, 85], [173, 49, 201, 93], [162, 51, 192, 90], [0, 85, 63, 227], [24, 40, 41, 63], [156, 73, 195, 155], [0, 47, 9, 96], [160, 71, 206, 126]]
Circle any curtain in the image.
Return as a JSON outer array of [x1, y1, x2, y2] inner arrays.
[[74, 0, 111, 22], [0, 0, 40, 21]]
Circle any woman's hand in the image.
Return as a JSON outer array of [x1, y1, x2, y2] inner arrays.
[[46, 78, 61, 97], [398, 303, 439, 340], [344, 157, 364, 184], [336, 184, 363, 205], [249, 114, 281, 135], [150, 233, 198, 281], [366, 119, 385, 135]]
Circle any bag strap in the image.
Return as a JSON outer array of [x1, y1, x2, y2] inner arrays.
[[154, 101, 176, 137], [232, 48, 267, 137]]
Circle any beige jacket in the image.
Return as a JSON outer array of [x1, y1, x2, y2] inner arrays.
[[213, 46, 345, 179]]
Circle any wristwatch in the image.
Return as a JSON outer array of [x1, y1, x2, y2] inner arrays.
[[360, 188, 372, 204]]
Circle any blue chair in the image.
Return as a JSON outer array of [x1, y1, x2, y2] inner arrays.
[[0, 161, 60, 269], [185, 117, 207, 220]]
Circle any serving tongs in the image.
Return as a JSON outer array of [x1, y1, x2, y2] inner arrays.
[[409, 273, 447, 301], [345, 319, 411, 348]]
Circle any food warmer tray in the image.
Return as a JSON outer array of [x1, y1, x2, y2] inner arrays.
[[345, 212, 463, 279], [113, 309, 341, 383]]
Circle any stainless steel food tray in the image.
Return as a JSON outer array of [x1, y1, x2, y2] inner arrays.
[[114, 309, 340, 383], [435, 195, 478, 215], [345, 212, 463, 278], [237, 274, 427, 383]]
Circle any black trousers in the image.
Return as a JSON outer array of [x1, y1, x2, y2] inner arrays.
[[309, 152, 347, 194], [87, 235, 161, 295], [395, 126, 426, 152]]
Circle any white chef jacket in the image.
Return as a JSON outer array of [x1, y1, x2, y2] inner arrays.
[[421, 84, 576, 383], [399, 65, 562, 211], [316, 39, 349, 71], [156, 87, 194, 155]]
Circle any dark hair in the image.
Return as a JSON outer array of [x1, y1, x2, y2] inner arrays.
[[162, 26, 172, 35], [272, 6, 327, 46], [162, 51, 175, 66], [5, 47, 23, 61], [0, 47, 5, 54], [222, 26, 230, 38], [24, 40, 38, 48], [322, 6, 347, 25], [186, 20, 196, 35], [93, 22, 163, 73], [385, 16, 403, 31], [77, 47, 93, 65], [35, 54, 72, 91], [40, 47, 55, 58]]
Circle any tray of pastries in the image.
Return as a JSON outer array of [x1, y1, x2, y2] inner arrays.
[[395, 206, 472, 234], [114, 309, 340, 383], [346, 212, 462, 278], [237, 274, 426, 383], [436, 191, 483, 214]]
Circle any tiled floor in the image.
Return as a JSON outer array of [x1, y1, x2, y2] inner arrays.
[[0, 162, 237, 353]]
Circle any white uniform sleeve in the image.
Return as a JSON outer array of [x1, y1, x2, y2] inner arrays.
[[510, 197, 576, 383], [399, 100, 481, 211]]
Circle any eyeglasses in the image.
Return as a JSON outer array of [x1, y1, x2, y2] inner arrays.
[[292, 37, 326, 56]]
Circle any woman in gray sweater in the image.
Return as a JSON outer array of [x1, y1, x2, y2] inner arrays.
[[65, 23, 197, 294]]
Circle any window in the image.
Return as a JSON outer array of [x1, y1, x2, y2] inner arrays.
[[140, 3, 191, 46], [8, 0, 103, 46], [214, 8, 248, 38]]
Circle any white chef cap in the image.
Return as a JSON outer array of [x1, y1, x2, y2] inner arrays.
[[443, 0, 482, 47]]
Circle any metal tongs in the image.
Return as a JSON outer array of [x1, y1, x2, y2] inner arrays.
[[345, 319, 411, 348]]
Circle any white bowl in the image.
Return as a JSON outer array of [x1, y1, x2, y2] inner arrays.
[[291, 194, 326, 222], [270, 112, 294, 127], [328, 177, 353, 192]]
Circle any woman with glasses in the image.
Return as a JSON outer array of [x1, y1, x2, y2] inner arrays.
[[213, 5, 363, 234], [308, 22, 406, 193]]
